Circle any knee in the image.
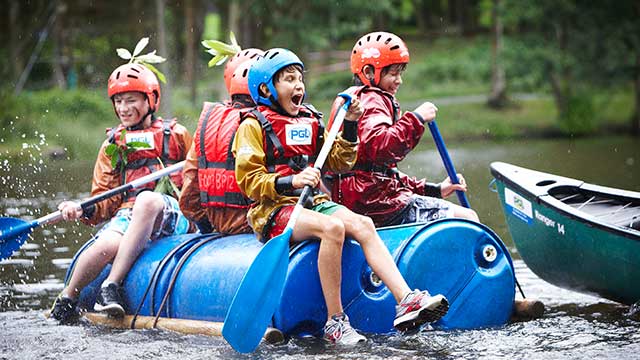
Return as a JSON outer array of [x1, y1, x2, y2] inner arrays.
[[323, 217, 345, 246], [351, 214, 375, 235], [132, 191, 164, 215], [463, 208, 479, 222]]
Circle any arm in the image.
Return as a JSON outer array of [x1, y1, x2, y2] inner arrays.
[[358, 94, 426, 165], [79, 141, 125, 226], [178, 143, 210, 229], [233, 118, 280, 202]]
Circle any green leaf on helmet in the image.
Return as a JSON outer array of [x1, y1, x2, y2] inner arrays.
[[117, 48, 132, 60], [143, 63, 167, 84], [133, 37, 149, 57]]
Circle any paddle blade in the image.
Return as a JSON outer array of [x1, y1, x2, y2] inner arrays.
[[222, 228, 291, 353], [0, 217, 35, 260]]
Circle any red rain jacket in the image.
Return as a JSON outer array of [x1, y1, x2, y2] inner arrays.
[[329, 86, 431, 226]]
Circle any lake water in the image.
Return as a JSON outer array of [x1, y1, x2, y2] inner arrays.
[[1, 135, 639, 359]]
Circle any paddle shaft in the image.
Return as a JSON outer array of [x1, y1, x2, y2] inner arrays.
[[35, 160, 185, 227], [221, 94, 353, 353], [427, 121, 471, 208], [283, 97, 351, 231]]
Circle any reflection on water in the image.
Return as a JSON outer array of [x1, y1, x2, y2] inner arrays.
[[1, 136, 639, 359]]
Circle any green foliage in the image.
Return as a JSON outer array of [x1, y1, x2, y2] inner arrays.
[[104, 129, 151, 169], [202, 32, 241, 68], [0, 89, 114, 158], [117, 37, 168, 83], [557, 93, 597, 136]]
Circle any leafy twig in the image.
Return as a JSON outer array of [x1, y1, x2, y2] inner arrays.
[[201, 31, 241, 68], [116, 37, 167, 83]]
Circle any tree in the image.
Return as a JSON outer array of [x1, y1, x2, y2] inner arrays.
[[487, 0, 507, 108]]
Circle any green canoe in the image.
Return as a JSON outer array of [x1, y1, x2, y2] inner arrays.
[[490, 162, 640, 305]]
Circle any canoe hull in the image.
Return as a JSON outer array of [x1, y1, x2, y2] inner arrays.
[[491, 162, 640, 305], [68, 219, 516, 335]]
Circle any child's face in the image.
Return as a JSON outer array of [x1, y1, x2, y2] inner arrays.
[[273, 67, 305, 116], [113, 91, 149, 127], [377, 65, 405, 95]]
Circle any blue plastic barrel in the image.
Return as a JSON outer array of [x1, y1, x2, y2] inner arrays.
[[69, 219, 515, 335]]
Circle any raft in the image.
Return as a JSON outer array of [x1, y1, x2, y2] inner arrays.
[[68, 219, 516, 336]]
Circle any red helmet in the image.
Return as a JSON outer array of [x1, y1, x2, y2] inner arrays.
[[108, 63, 161, 112], [223, 48, 264, 95], [350, 31, 410, 86], [229, 60, 253, 96]]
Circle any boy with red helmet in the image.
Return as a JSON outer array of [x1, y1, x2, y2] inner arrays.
[[329, 31, 478, 227], [179, 48, 264, 234], [50, 62, 193, 324], [232, 48, 449, 345]]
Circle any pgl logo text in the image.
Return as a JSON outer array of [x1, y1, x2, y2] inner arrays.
[[289, 128, 310, 141]]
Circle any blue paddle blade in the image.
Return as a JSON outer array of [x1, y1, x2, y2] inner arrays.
[[0, 217, 35, 260], [222, 228, 291, 353]]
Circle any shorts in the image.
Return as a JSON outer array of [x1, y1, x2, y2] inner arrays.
[[94, 195, 190, 241], [261, 201, 346, 242], [395, 194, 454, 225]]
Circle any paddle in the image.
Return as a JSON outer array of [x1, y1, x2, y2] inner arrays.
[[427, 120, 471, 208], [0, 161, 185, 260], [222, 93, 353, 353], [428, 120, 529, 299]]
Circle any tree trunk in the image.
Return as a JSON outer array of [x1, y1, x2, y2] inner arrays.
[[487, 0, 507, 108], [412, 0, 428, 35], [633, 53, 640, 136], [9, 0, 22, 85], [51, 2, 67, 89], [155, 0, 172, 116], [184, 0, 196, 104]]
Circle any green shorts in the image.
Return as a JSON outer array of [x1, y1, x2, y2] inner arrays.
[[311, 201, 346, 216]]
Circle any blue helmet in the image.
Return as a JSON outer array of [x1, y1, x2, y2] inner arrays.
[[248, 48, 304, 106]]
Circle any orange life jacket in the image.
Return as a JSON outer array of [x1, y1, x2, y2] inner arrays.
[[107, 117, 185, 201], [195, 102, 252, 208]]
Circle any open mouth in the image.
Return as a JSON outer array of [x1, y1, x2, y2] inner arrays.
[[292, 94, 303, 106]]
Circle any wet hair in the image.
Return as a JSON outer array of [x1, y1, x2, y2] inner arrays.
[[257, 64, 305, 98], [231, 94, 255, 107], [353, 63, 407, 86], [274, 64, 304, 83]]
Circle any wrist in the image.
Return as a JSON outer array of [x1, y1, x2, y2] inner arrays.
[[424, 182, 442, 198], [275, 175, 294, 194]]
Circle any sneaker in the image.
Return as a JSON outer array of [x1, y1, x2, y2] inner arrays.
[[393, 290, 449, 332], [50, 295, 79, 325], [323, 313, 367, 346], [94, 282, 126, 317]]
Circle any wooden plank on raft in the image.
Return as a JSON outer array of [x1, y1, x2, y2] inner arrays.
[[80, 312, 285, 344]]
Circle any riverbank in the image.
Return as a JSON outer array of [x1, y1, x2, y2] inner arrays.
[[0, 88, 634, 161]]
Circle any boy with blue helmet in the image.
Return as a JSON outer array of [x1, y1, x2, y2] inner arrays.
[[232, 48, 449, 345]]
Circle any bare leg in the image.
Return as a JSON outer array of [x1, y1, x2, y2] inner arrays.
[[333, 208, 411, 303], [62, 230, 121, 298], [292, 209, 346, 319], [106, 192, 165, 283], [451, 203, 479, 222]]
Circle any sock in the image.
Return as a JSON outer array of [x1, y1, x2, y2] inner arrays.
[[101, 280, 119, 289]]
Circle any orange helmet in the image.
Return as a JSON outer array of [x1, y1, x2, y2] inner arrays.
[[350, 31, 410, 87], [229, 60, 253, 96], [108, 63, 161, 112], [223, 48, 264, 95]]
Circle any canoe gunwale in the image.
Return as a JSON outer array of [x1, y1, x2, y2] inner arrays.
[[490, 163, 640, 242]]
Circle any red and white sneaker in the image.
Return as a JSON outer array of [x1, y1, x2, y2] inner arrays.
[[323, 313, 367, 346], [393, 290, 449, 332]]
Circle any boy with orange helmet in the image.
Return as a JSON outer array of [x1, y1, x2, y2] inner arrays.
[[179, 48, 264, 234], [329, 31, 478, 227], [50, 62, 193, 324], [233, 48, 449, 345]]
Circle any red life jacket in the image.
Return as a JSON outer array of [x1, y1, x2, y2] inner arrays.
[[107, 117, 185, 201], [245, 105, 324, 178], [195, 102, 252, 208]]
